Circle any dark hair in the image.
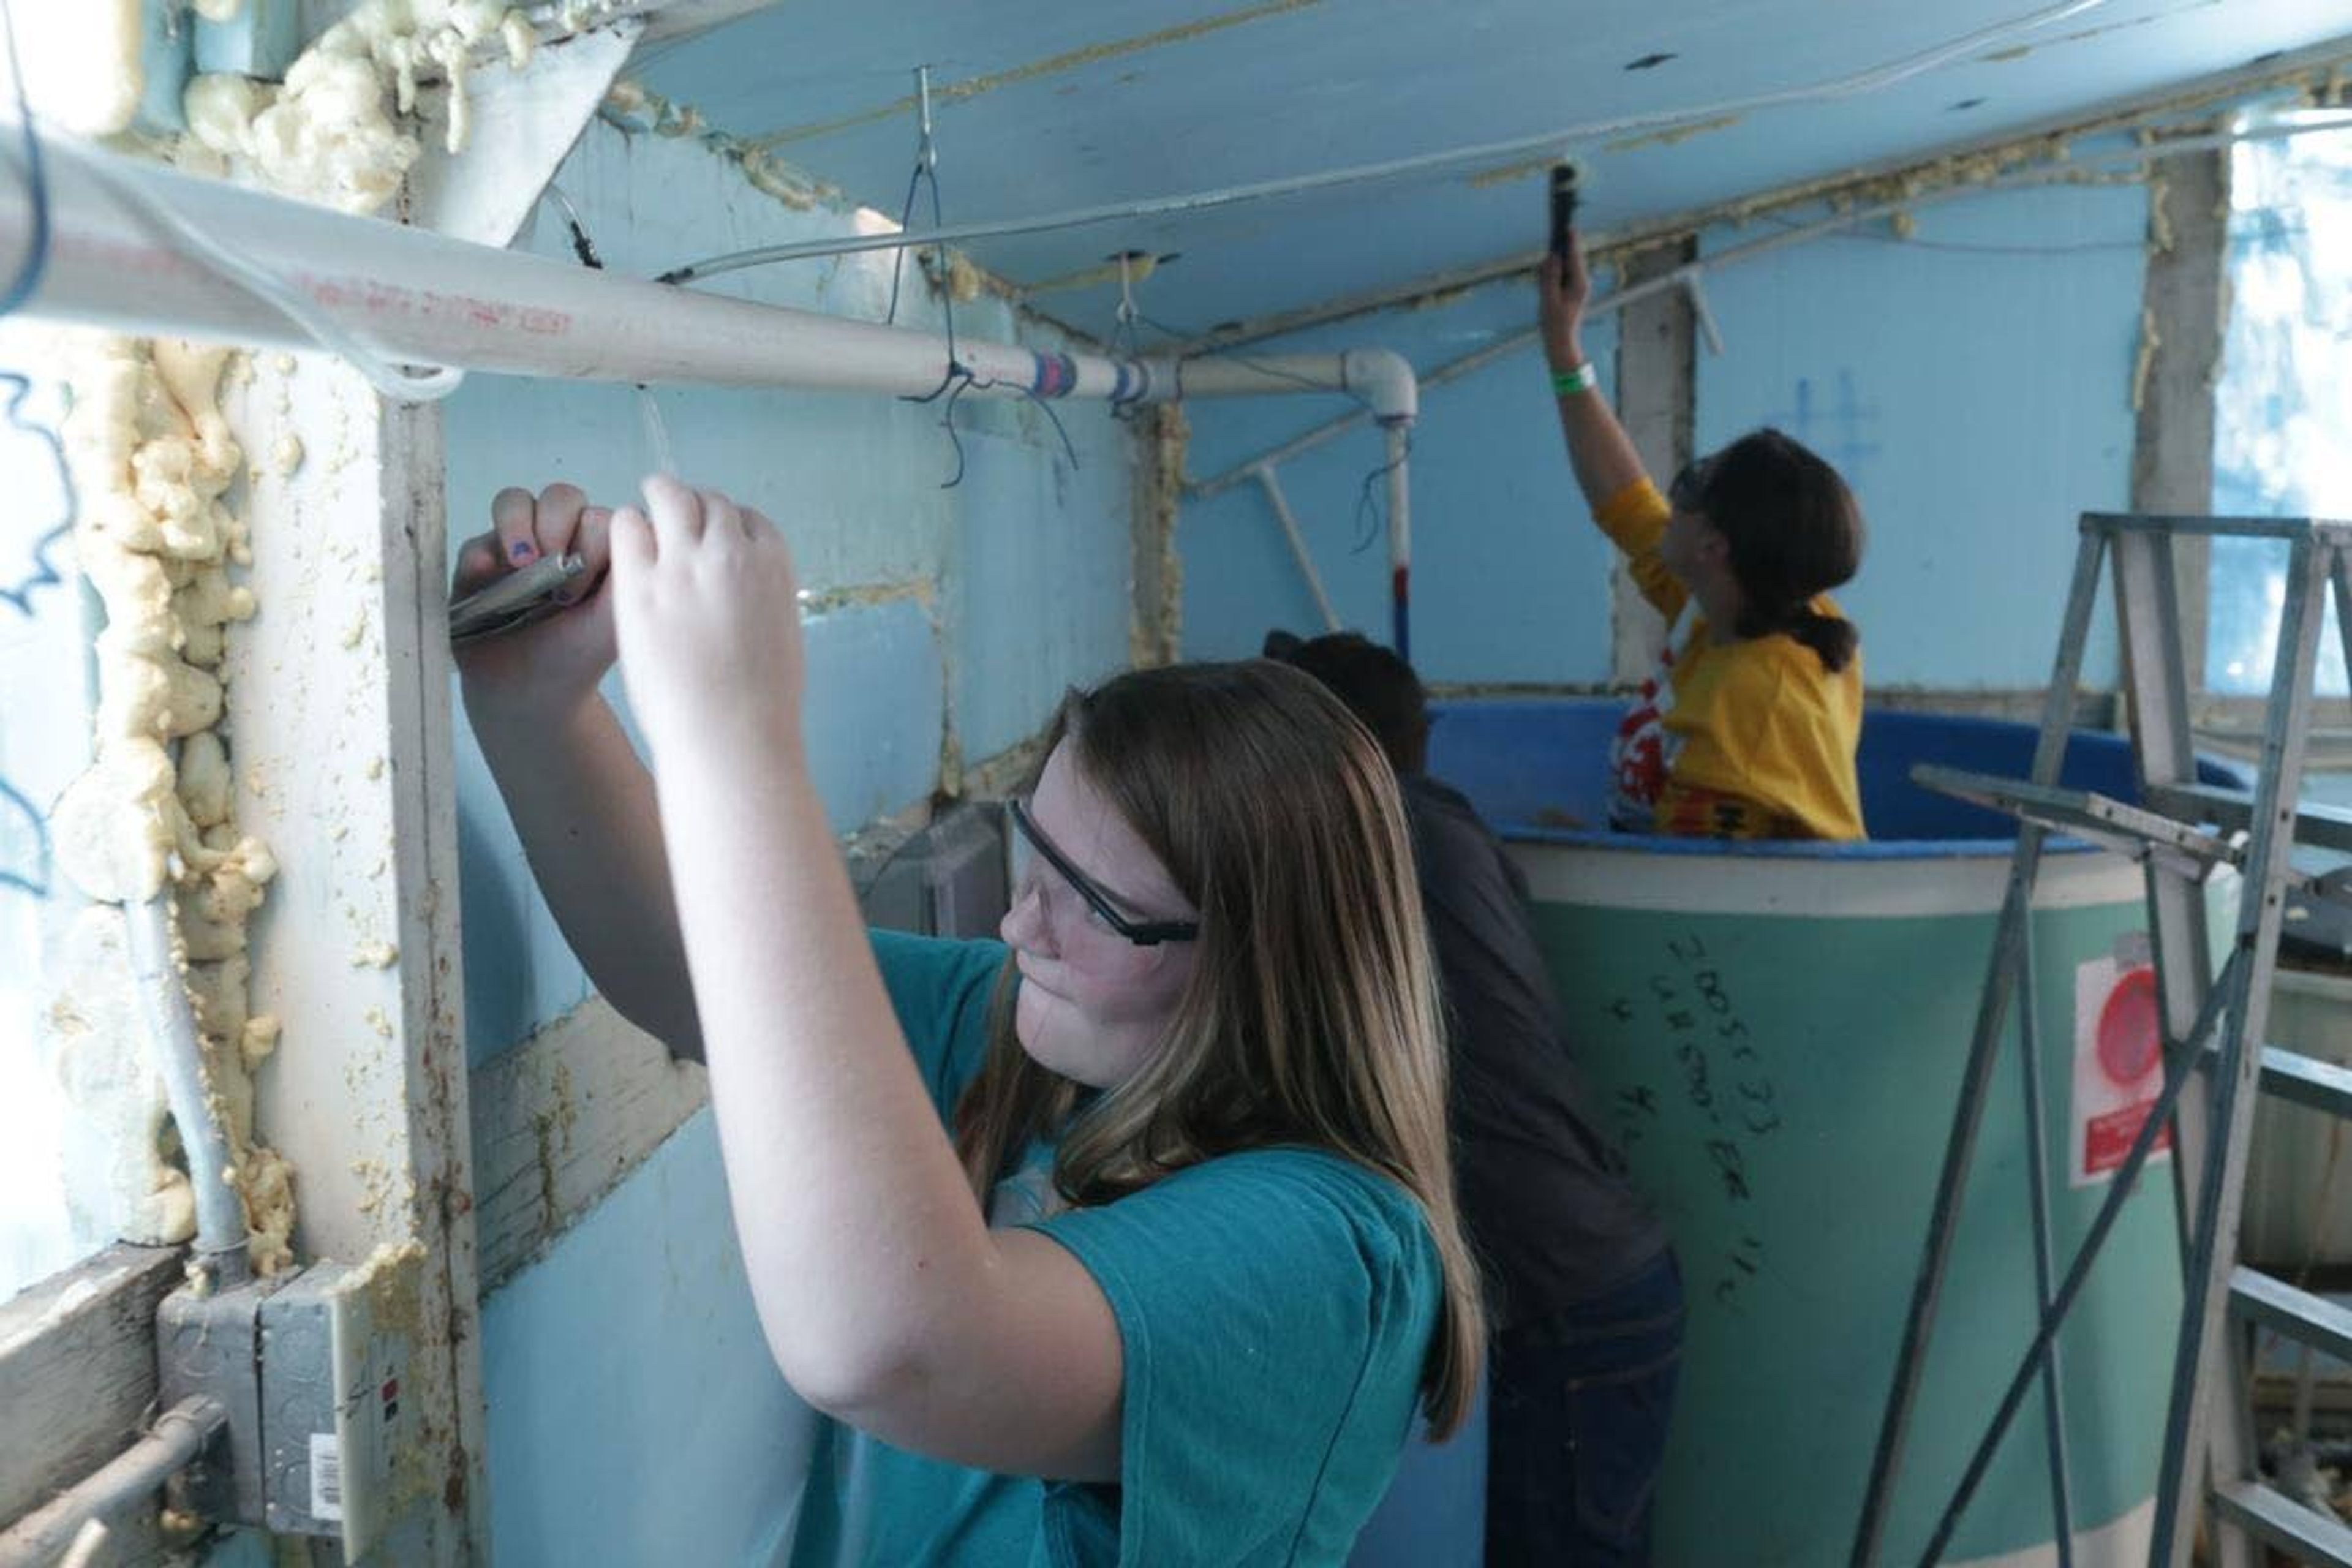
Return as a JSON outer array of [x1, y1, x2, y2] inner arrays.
[[1261, 630, 1429, 775], [1683, 427, 1864, 673]]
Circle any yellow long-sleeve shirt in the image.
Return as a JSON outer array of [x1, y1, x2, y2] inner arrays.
[[1596, 477, 1866, 842]]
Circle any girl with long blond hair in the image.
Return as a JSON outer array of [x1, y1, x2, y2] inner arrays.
[[457, 474, 1483, 1565]]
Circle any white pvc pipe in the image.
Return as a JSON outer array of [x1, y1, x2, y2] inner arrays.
[[1174, 348, 1416, 423], [1385, 423, 1412, 662], [9, 136, 1420, 423]]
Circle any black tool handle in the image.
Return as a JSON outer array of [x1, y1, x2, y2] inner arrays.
[[1548, 163, 1580, 271]]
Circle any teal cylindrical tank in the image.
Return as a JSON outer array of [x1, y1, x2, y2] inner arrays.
[[1423, 699, 2239, 1567]]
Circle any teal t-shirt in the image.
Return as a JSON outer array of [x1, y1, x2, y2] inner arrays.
[[786, 932, 1445, 1568]]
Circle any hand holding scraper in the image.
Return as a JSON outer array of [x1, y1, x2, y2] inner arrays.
[[447, 485, 613, 668], [448, 551, 587, 646]]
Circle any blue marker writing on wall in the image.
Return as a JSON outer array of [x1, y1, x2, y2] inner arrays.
[[0, 371, 71, 618], [0, 774, 49, 899]]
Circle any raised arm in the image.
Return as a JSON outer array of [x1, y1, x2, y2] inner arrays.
[[454, 484, 701, 1057], [1540, 236, 1686, 621], [606, 477, 1126, 1481], [1538, 239, 1649, 510]]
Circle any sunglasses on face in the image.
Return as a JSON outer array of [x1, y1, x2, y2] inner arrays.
[[1006, 796, 1200, 948]]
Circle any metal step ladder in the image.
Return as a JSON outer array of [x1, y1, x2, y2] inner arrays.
[[1848, 511, 2352, 1568]]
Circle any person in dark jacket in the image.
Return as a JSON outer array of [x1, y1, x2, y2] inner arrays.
[[1268, 629, 1683, 1568]]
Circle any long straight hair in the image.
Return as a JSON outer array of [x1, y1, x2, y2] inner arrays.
[[953, 661, 1485, 1436]]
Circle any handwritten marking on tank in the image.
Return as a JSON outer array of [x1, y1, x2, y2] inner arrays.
[[1605, 928, 1783, 1313]]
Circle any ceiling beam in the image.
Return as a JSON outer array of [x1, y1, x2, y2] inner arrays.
[[1178, 26, 2352, 356]]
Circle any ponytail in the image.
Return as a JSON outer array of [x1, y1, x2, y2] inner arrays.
[[1736, 599, 1858, 673], [1787, 604, 1858, 673]]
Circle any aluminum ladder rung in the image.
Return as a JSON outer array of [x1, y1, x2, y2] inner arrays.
[[2230, 1266, 2352, 1363], [2084, 510, 2352, 545], [2146, 780, 2352, 857], [2263, 1045, 2352, 1118], [2211, 1480, 2352, 1567], [1911, 764, 2243, 878]]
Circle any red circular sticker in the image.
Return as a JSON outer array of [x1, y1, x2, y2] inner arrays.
[[2095, 965, 2162, 1086]]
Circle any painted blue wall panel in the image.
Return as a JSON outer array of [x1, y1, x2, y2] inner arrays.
[[800, 597, 950, 832], [454, 595, 944, 1065], [481, 1112, 820, 1568], [1695, 179, 2144, 688], [1178, 282, 1619, 685], [948, 417, 1135, 761]]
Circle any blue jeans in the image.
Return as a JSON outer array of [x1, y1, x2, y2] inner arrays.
[[1483, 1251, 1684, 1567]]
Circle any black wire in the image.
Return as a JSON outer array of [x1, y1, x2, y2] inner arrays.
[[930, 372, 973, 488], [884, 160, 927, 326], [887, 149, 995, 485], [1122, 301, 1403, 548], [1117, 302, 1404, 541], [959, 366, 1082, 471], [0, 0, 50, 320], [0, 371, 70, 617], [1351, 431, 1412, 555], [560, 216, 603, 271]]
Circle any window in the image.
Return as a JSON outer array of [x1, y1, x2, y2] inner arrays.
[[2207, 110, 2352, 698]]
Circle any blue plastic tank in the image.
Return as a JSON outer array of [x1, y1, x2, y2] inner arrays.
[[1354, 699, 2242, 1567]]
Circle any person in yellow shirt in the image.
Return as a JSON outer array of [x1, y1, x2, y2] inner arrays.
[[1539, 227, 1868, 842]]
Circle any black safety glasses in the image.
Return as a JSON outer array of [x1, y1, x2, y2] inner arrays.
[[1006, 797, 1200, 947]]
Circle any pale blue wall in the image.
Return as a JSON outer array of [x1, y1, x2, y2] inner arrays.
[[451, 119, 1137, 1564], [1695, 175, 2144, 690], [479, 1112, 816, 1568], [1178, 288, 1621, 685], [1178, 175, 2150, 693]]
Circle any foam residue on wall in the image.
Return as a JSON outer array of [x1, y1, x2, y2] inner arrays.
[[44, 330, 294, 1273], [11, 2, 147, 139], [181, 0, 537, 214], [1129, 403, 1188, 669], [601, 77, 843, 214]]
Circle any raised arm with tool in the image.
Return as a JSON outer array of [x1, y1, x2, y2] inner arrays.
[[452, 482, 704, 1058]]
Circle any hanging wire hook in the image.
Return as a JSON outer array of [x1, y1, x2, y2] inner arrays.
[[887, 64, 946, 328], [917, 62, 938, 176]]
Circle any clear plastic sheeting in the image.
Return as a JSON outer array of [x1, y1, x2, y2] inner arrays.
[[2209, 109, 2352, 697]]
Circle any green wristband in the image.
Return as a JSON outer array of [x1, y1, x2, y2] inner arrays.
[[1551, 362, 1598, 397]]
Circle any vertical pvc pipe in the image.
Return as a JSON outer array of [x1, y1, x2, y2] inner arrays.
[[1385, 421, 1411, 662]]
